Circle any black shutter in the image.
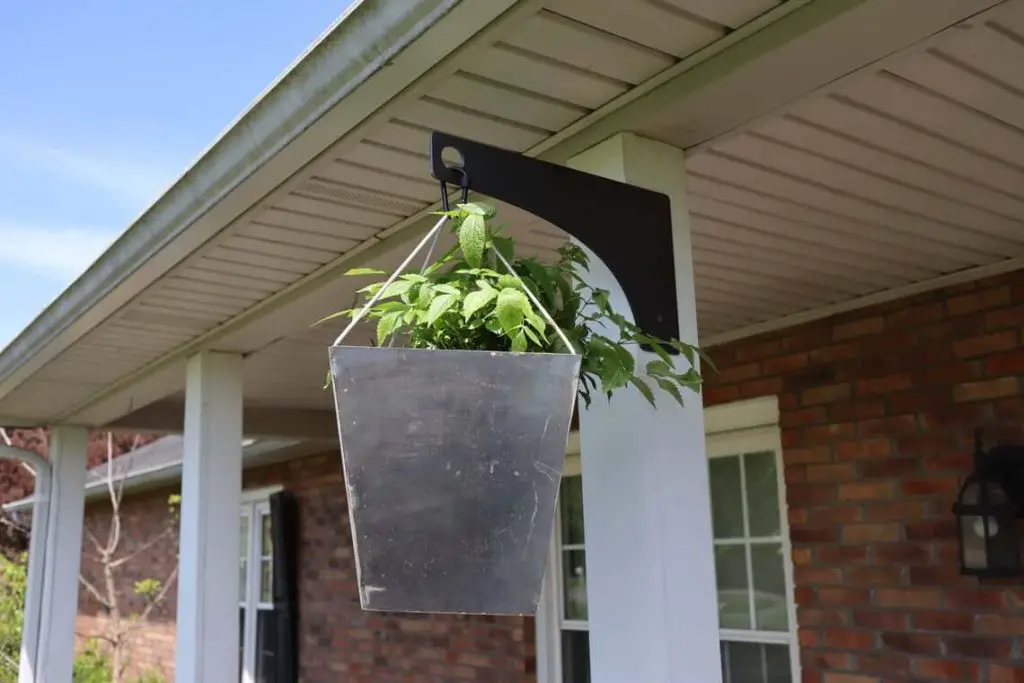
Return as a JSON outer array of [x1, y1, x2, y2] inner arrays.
[[270, 490, 300, 683]]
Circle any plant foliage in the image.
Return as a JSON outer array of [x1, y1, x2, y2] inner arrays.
[[323, 203, 708, 408]]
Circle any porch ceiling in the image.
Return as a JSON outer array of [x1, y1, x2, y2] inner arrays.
[[0, 0, 1017, 434]]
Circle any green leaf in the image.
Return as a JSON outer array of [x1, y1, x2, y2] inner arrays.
[[426, 294, 457, 326], [459, 213, 487, 267], [653, 376, 684, 407], [497, 274, 520, 290], [376, 311, 402, 346], [492, 235, 515, 262], [511, 330, 528, 352], [344, 267, 386, 276], [495, 287, 529, 335], [399, 273, 429, 283], [312, 309, 353, 326], [463, 285, 499, 320], [460, 202, 496, 217], [379, 280, 413, 299], [630, 376, 656, 407]]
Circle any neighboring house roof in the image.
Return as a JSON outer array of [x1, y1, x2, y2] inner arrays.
[[3, 435, 317, 513]]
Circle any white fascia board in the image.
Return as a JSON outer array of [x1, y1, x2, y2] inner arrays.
[[0, 0, 460, 402]]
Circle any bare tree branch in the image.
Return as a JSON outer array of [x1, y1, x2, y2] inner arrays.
[[79, 573, 112, 610], [108, 527, 174, 569]]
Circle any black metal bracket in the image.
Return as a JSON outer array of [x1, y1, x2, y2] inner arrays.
[[429, 132, 680, 345], [964, 430, 1024, 515]]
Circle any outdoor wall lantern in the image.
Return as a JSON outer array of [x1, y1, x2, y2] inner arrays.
[[953, 432, 1024, 578]]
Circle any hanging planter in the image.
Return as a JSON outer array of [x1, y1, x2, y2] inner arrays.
[[321, 145, 705, 616]]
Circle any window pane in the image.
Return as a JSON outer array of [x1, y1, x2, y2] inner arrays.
[[709, 457, 744, 539], [715, 545, 750, 630], [562, 550, 587, 621], [764, 644, 792, 683], [745, 452, 780, 537], [240, 515, 250, 558], [261, 513, 273, 557], [560, 476, 585, 546], [239, 607, 246, 681], [261, 559, 273, 604], [751, 543, 788, 632], [722, 641, 763, 683], [240, 559, 248, 603], [561, 630, 591, 683], [255, 609, 278, 683]]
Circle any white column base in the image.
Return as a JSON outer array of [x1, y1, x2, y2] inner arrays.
[[174, 351, 244, 683], [568, 134, 722, 683]]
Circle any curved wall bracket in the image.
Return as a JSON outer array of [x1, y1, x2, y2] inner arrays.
[[430, 132, 680, 345]]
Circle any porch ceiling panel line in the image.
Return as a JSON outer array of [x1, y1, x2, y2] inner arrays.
[[689, 202, 941, 278], [687, 152, 1008, 260], [708, 137, 1024, 250], [705, 252, 1024, 347], [692, 268, 842, 305], [687, 194, 947, 278], [684, 174, 972, 271], [794, 95, 1024, 201], [772, 112, 1024, 215], [691, 216, 917, 288], [690, 246, 864, 297], [24, 0, 984, 426], [753, 117, 1024, 221], [0, 0, 536, 404]]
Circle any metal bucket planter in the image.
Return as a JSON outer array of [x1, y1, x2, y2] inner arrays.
[[329, 216, 581, 615]]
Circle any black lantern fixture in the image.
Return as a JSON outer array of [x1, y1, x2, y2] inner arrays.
[[953, 432, 1024, 578]]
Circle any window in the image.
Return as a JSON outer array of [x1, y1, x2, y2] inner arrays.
[[239, 492, 281, 683], [537, 399, 797, 683], [708, 427, 797, 683]]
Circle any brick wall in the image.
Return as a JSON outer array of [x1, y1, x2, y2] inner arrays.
[[704, 269, 1024, 683], [79, 452, 534, 683]]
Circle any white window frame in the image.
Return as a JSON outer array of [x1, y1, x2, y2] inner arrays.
[[536, 397, 800, 683], [239, 486, 281, 683]]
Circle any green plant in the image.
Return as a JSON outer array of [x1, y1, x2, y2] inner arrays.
[[322, 202, 707, 408], [0, 553, 27, 681], [72, 642, 112, 683]]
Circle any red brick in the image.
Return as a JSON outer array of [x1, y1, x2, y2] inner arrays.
[[799, 607, 849, 627], [912, 610, 974, 632], [835, 438, 891, 461], [795, 566, 843, 585], [803, 422, 858, 443], [947, 285, 1010, 316], [843, 566, 903, 586], [837, 480, 894, 502], [945, 636, 1012, 658], [737, 376, 785, 398], [856, 374, 912, 396], [810, 343, 861, 363], [703, 384, 739, 404], [822, 674, 877, 683], [818, 587, 871, 605], [861, 457, 920, 479], [834, 316, 885, 341], [785, 446, 833, 465], [851, 610, 908, 630], [856, 653, 911, 677], [842, 523, 900, 544], [827, 399, 886, 422], [718, 362, 762, 383], [823, 628, 875, 650], [806, 504, 862, 524], [953, 377, 1019, 402], [986, 349, 1024, 376], [977, 613, 1024, 636], [991, 664, 1024, 683], [858, 414, 919, 437], [986, 304, 1024, 330], [803, 383, 852, 406], [914, 659, 979, 681], [874, 588, 942, 609], [799, 628, 822, 647], [887, 301, 945, 328], [736, 338, 782, 362], [782, 407, 828, 428], [900, 476, 960, 497], [953, 330, 1018, 358], [879, 631, 942, 655], [806, 462, 858, 483], [817, 545, 869, 564], [764, 352, 809, 375], [905, 519, 956, 541], [862, 500, 928, 522], [791, 526, 841, 544]]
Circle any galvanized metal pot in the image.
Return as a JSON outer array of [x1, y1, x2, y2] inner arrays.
[[329, 344, 581, 615]]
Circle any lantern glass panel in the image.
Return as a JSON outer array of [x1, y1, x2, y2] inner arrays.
[[959, 478, 1021, 575]]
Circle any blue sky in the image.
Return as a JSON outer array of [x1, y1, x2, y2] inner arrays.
[[0, 1, 347, 349]]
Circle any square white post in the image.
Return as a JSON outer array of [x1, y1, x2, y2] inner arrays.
[[35, 425, 88, 683], [567, 134, 722, 683], [174, 351, 244, 683]]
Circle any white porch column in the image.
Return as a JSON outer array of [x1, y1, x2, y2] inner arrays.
[[35, 425, 88, 683], [567, 134, 721, 683], [175, 351, 244, 683]]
